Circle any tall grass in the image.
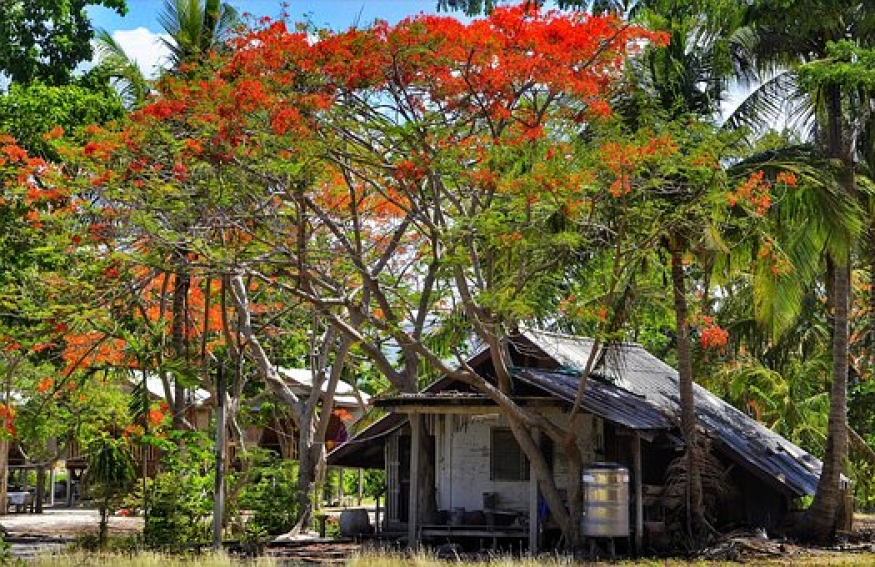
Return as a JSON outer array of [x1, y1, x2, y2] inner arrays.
[[22, 549, 875, 566], [27, 552, 278, 567], [348, 551, 579, 566]]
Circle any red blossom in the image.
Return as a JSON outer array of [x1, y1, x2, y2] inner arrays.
[[700, 317, 729, 351], [141, 99, 187, 121], [42, 126, 64, 141], [727, 170, 772, 215], [147, 409, 166, 427]]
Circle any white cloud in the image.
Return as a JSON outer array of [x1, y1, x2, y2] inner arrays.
[[109, 28, 172, 79]]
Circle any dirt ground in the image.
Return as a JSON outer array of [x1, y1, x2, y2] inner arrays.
[[1, 507, 143, 538]]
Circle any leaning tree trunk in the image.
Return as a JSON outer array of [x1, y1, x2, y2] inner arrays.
[[0, 437, 8, 518], [171, 266, 190, 433], [670, 246, 706, 541], [799, 83, 853, 542], [399, 350, 438, 528], [801, 259, 851, 540], [478, 340, 578, 546]]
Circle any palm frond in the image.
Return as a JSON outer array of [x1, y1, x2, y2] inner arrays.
[[94, 29, 151, 108]]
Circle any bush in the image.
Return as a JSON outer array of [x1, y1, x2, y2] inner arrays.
[[144, 431, 214, 548], [238, 452, 299, 535], [342, 469, 385, 501]]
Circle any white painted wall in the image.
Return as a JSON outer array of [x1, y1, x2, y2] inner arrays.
[[434, 411, 603, 515]]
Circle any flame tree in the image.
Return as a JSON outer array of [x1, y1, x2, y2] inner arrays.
[[71, 4, 663, 544]]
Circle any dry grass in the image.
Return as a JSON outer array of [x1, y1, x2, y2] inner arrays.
[[348, 550, 875, 566], [19, 548, 875, 566], [349, 553, 570, 567], [26, 552, 278, 567]]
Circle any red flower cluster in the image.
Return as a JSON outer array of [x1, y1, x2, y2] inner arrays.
[[0, 404, 16, 437], [600, 136, 678, 197], [699, 316, 728, 350], [727, 170, 773, 215]]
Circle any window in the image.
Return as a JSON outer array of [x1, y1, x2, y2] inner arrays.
[[491, 428, 529, 481]]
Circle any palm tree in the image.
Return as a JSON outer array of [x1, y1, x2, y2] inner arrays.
[[738, 0, 875, 541], [94, 29, 152, 109], [158, 0, 239, 71], [95, 0, 239, 107], [612, 0, 749, 540]]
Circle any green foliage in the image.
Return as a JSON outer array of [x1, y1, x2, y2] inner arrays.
[[88, 431, 137, 548], [72, 530, 145, 553], [158, 0, 240, 70], [799, 41, 875, 91], [342, 468, 385, 500], [0, 0, 127, 86], [237, 451, 299, 535], [144, 431, 214, 548], [705, 358, 830, 455], [0, 80, 126, 159], [850, 460, 875, 512], [0, 530, 9, 564], [18, 373, 132, 464]]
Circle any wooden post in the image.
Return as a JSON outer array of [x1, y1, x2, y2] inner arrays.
[[48, 467, 55, 507], [65, 469, 72, 507], [375, 492, 381, 533], [338, 467, 344, 505], [407, 415, 421, 549], [529, 428, 540, 553], [357, 468, 364, 505], [211, 363, 226, 552], [35, 465, 45, 513], [632, 433, 643, 554]]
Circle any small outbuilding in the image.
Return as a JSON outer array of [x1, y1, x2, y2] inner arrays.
[[328, 329, 822, 552]]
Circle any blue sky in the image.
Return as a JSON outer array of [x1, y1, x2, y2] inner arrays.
[[87, 1, 465, 77], [89, 0, 455, 33]]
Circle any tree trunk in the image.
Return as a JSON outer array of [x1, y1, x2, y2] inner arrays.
[[800, 260, 850, 541], [293, 423, 318, 535], [98, 497, 109, 549], [0, 438, 8, 518], [413, 418, 438, 526], [798, 82, 853, 543], [35, 465, 45, 514], [171, 268, 190, 433], [670, 246, 706, 540]]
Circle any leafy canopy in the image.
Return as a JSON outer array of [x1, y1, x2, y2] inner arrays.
[[0, 0, 127, 86]]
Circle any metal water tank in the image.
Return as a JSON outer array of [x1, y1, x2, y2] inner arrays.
[[581, 462, 630, 537]]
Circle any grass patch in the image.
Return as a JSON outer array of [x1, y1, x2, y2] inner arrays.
[[348, 552, 578, 566], [17, 548, 875, 566], [26, 552, 278, 567], [348, 550, 875, 566]]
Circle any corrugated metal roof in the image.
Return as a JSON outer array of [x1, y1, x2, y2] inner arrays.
[[518, 329, 822, 497], [328, 412, 405, 468], [514, 368, 673, 431]]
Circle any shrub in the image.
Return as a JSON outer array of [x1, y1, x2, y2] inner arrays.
[[238, 451, 299, 535], [144, 431, 214, 548]]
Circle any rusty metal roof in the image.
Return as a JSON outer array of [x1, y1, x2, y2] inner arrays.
[[516, 330, 822, 497], [514, 367, 673, 430]]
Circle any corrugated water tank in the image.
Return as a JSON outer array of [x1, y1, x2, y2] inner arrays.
[[581, 462, 630, 537]]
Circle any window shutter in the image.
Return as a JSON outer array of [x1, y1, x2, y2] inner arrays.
[[491, 428, 529, 481]]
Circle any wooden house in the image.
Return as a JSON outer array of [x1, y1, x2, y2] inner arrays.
[[328, 330, 823, 552]]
